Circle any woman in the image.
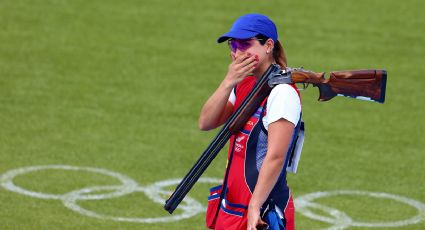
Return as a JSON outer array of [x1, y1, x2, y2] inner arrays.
[[200, 14, 301, 230]]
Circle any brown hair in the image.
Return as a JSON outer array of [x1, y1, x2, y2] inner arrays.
[[273, 40, 287, 69]]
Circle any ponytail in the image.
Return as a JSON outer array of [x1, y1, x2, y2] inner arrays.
[[273, 40, 287, 69]]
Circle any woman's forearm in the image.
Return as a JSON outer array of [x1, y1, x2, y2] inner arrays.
[[198, 80, 234, 130], [249, 118, 294, 209], [249, 153, 285, 208]]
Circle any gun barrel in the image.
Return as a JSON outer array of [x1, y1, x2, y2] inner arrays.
[[164, 64, 281, 214]]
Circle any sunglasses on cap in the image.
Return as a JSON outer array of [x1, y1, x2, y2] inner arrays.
[[228, 37, 264, 53]]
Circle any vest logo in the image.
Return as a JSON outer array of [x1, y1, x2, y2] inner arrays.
[[236, 136, 245, 142], [235, 136, 246, 152], [235, 143, 244, 152]]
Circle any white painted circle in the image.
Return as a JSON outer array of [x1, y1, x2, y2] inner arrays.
[[295, 190, 425, 229], [144, 177, 222, 209], [0, 165, 139, 200], [62, 184, 204, 223], [61, 177, 222, 223]]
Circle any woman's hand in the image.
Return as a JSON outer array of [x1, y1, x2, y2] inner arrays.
[[247, 203, 267, 230], [199, 52, 258, 131], [224, 52, 258, 88]]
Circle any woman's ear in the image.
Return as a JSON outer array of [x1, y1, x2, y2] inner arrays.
[[266, 39, 275, 54]]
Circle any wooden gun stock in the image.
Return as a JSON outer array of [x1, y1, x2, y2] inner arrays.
[[291, 69, 387, 103]]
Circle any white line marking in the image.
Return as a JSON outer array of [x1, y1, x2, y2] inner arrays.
[[295, 190, 425, 229]]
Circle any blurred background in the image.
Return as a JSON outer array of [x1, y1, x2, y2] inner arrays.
[[0, 0, 424, 229]]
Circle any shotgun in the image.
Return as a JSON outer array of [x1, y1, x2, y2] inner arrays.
[[164, 64, 387, 214]]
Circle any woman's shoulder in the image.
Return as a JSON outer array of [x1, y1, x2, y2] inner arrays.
[[269, 84, 300, 99], [264, 84, 302, 127]]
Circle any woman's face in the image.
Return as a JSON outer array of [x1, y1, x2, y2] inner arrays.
[[228, 38, 274, 72]]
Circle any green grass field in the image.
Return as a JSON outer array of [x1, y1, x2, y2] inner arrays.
[[1, 0, 424, 229]]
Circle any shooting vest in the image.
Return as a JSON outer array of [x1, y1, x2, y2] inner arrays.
[[213, 76, 301, 230]]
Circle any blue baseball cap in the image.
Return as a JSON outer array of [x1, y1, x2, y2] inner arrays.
[[217, 14, 278, 43]]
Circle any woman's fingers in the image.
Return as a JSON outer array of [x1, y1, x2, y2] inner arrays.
[[225, 52, 259, 86], [240, 54, 257, 66], [237, 54, 258, 70], [234, 52, 252, 64], [257, 219, 268, 229], [244, 58, 258, 69], [238, 57, 257, 74]]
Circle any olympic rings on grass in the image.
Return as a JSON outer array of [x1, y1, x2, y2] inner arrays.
[[0, 165, 221, 223], [2, 164, 425, 228]]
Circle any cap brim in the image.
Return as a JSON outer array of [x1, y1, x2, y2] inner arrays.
[[217, 30, 258, 43]]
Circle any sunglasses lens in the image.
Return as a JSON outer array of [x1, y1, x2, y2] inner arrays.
[[228, 39, 252, 52], [229, 40, 238, 52], [239, 40, 251, 51]]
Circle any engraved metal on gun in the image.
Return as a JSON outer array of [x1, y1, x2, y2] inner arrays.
[[267, 67, 292, 87]]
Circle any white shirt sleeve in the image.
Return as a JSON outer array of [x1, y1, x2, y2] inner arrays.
[[228, 88, 236, 105], [263, 84, 301, 130]]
